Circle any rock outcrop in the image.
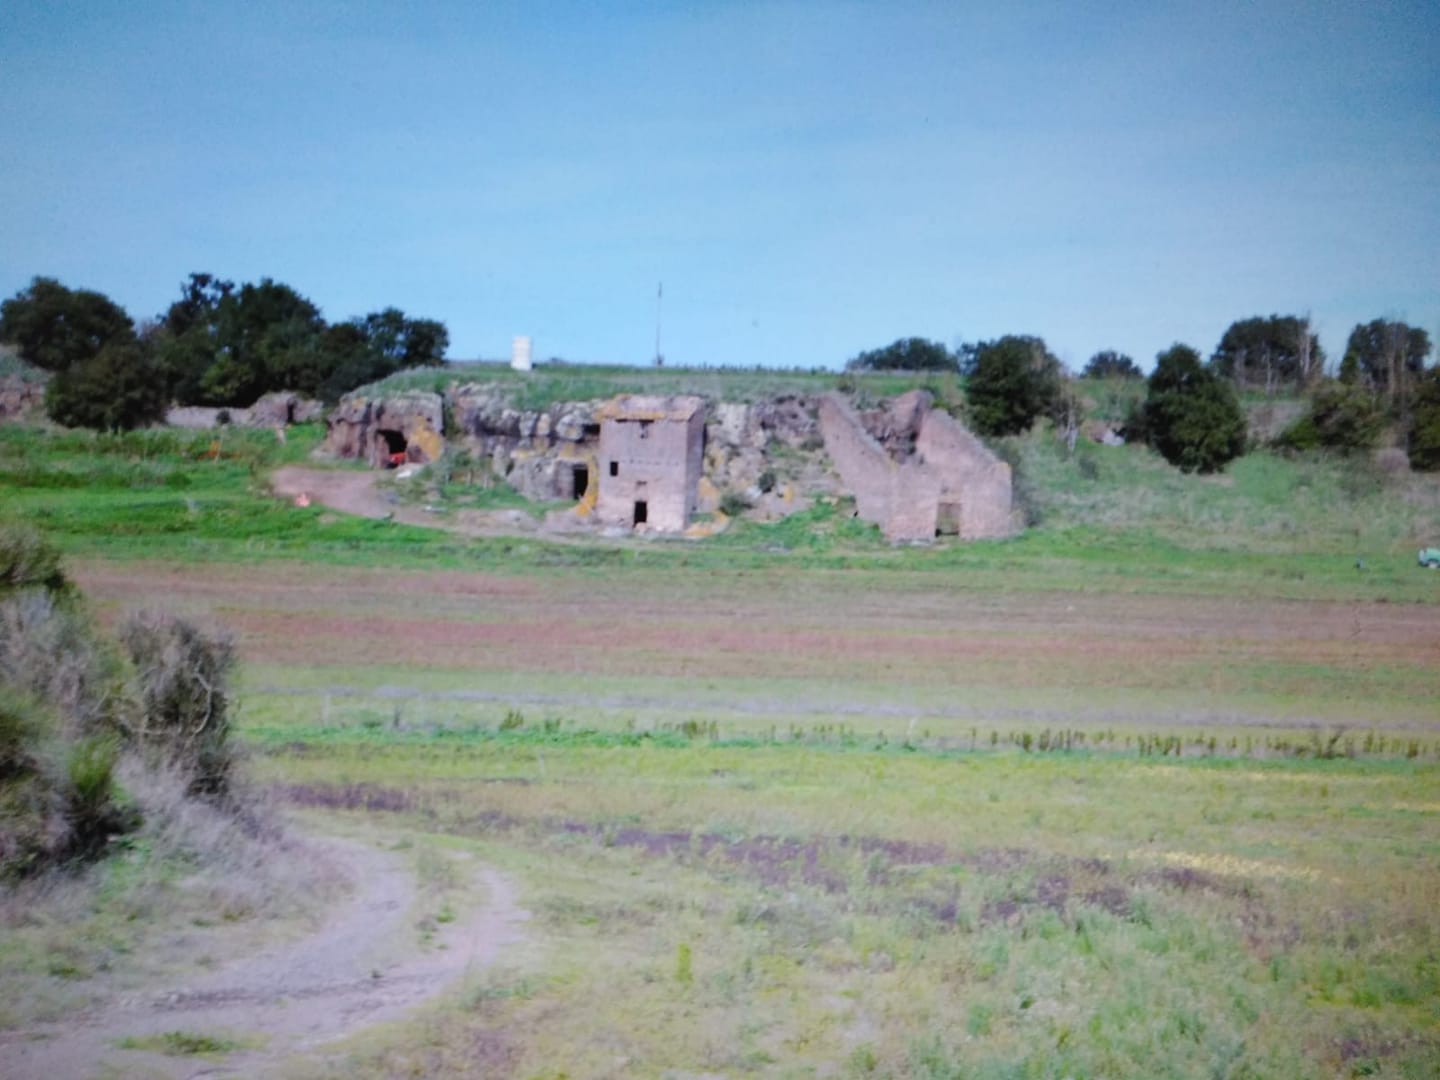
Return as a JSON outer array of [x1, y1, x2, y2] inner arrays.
[[326, 390, 445, 467], [0, 376, 45, 422]]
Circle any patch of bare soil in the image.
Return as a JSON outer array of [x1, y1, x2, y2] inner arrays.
[[0, 836, 528, 1079], [271, 466, 395, 520], [271, 465, 592, 539]]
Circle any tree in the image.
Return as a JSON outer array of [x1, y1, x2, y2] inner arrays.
[[44, 339, 169, 432], [1210, 314, 1324, 394], [964, 335, 1064, 437], [1338, 319, 1432, 408], [1142, 344, 1247, 473], [846, 337, 955, 372], [315, 309, 451, 402], [199, 278, 325, 405], [1408, 368, 1440, 471], [151, 276, 451, 404], [1273, 380, 1385, 454], [1081, 350, 1142, 380], [154, 273, 235, 404], [0, 277, 135, 373]]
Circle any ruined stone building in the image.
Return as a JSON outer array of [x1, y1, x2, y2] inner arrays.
[[594, 395, 705, 532], [325, 390, 445, 468], [319, 379, 1011, 543], [818, 391, 1014, 542]]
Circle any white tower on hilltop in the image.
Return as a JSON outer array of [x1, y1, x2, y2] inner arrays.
[[511, 335, 533, 372]]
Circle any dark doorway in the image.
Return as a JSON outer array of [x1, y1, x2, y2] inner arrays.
[[936, 501, 962, 536], [633, 500, 648, 525], [378, 430, 407, 468], [571, 464, 589, 500]]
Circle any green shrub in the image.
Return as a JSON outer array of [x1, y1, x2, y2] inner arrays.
[[1408, 368, 1440, 471], [0, 525, 68, 595], [1274, 381, 1385, 454], [0, 695, 44, 781], [63, 735, 126, 858], [1142, 344, 1247, 473], [965, 335, 1064, 437], [720, 491, 752, 517], [44, 339, 169, 433]]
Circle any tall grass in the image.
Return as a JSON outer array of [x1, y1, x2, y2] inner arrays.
[[1004, 428, 1440, 554]]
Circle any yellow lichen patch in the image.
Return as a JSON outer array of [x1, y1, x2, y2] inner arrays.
[[1136, 849, 1325, 883], [695, 476, 721, 514], [684, 516, 730, 539], [408, 422, 445, 463], [572, 453, 599, 517]]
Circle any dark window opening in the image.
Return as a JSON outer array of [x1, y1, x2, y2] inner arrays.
[[583, 422, 601, 439], [378, 430, 407, 468], [571, 464, 589, 500], [609, 461, 619, 477], [633, 500, 648, 525], [638, 420, 652, 439]]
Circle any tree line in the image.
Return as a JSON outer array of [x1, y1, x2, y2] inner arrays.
[[847, 313, 1438, 474], [0, 274, 449, 431]]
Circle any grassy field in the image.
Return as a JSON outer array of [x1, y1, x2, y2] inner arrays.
[[2, 403, 1439, 1076]]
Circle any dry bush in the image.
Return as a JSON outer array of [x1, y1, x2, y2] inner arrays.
[[0, 589, 126, 741], [120, 610, 236, 799], [0, 588, 130, 875]]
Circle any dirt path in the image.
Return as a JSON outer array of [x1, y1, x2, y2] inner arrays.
[[0, 836, 528, 1079], [270, 465, 574, 538], [271, 466, 395, 520]]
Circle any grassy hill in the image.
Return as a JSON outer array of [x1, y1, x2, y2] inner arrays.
[[365, 359, 963, 409], [0, 369, 1437, 602]]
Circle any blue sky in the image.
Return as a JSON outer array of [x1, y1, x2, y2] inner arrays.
[[2, 1, 1437, 371]]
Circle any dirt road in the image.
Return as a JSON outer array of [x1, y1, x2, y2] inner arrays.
[[0, 837, 528, 1079]]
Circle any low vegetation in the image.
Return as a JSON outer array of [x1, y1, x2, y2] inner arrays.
[[1, 345, 1438, 1074]]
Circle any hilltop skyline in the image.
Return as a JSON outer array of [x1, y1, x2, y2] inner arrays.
[[2, 2, 1437, 372]]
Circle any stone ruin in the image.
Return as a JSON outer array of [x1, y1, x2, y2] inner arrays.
[[325, 390, 446, 468], [319, 380, 1014, 542], [0, 375, 45, 422], [594, 395, 706, 532], [166, 391, 326, 431], [818, 390, 1015, 542]]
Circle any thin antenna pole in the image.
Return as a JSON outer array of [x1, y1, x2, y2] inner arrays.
[[654, 281, 663, 366]]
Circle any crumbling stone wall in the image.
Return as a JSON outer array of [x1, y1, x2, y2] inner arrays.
[[169, 391, 325, 431], [819, 394, 940, 541], [915, 410, 1014, 539], [820, 392, 1014, 542]]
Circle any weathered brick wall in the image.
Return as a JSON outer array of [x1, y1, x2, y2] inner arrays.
[[889, 461, 942, 541], [819, 394, 939, 541], [595, 409, 704, 532], [916, 410, 1014, 539], [823, 394, 1013, 542], [819, 394, 894, 528]]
